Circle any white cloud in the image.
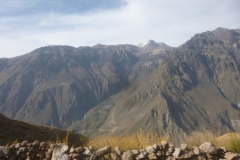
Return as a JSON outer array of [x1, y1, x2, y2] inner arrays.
[[0, 0, 239, 58]]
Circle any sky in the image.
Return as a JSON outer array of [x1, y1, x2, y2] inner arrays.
[[0, 0, 239, 58]]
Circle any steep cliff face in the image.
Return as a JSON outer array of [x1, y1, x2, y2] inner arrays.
[[0, 43, 171, 129], [69, 28, 240, 139]]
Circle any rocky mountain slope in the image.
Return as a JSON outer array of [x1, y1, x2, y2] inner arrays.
[[69, 28, 240, 139], [0, 41, 171, 129], [0, 113, 87, 146]]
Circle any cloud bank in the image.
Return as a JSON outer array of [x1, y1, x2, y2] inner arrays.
[[0, 0, 239, 58]]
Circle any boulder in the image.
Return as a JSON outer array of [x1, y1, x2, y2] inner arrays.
[[21, 141, 28, 147], [122, 150, 133, 160], [32, 140, 40, 147], [52, 144, 70, 160], [199, 142, 217, 155], [110, 152, 120, 160], [132, 150, 139, 155], [0, 147, 10, 157], [75, 147, 85, 153], [161, 141, 168, 149], [82, 148, 92, 156], [138, 149, 148, 159], [15, 143, 21, 149], [19, 147, 27, 153], [90, 152, 98, 160], [173, 148, 182, 158], [146, 146, 155, 154], [224, 152, 239, 160], [72, 153, 81, 159], [115, 147, 122, 156], [95, 146, 111, 157], [155, 151, 162, 157], [148, 153, 158, 160], [180, 144, 188, 151], [192, 146, 200, 155], [152, 144, 159, 150]]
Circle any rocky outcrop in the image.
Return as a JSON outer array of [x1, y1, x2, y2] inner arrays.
[[0, 140, 239, 160]]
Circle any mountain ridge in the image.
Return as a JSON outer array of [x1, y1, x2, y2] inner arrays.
[[0, 28, 240, 141]]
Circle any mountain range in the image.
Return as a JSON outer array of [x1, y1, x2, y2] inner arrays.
[[0, 27, 240, 140]]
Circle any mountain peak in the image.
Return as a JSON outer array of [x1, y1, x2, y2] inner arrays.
[[137, 40, 160, 47]]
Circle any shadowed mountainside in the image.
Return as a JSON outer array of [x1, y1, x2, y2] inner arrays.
[[0, 113, 88, 146], [0, 42, 171, 129]]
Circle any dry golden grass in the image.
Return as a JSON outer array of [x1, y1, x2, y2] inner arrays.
[[216, 132, 240, 153], [87, 130, 170, 151], [181, 129, 219, 147]]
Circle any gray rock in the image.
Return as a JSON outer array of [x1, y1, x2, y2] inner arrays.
[[181, 151, 194, 159], [69, 148, 75, 153], [198, 153, 207, 160], [40, 142, 46, 148], [72, 153, 81, 159], [0, 146, 10, 157], [146, 146, 154, 154], [166, 151, 172, 156], [21, 141, 28, 147], [110, 152, 120, 160], [192, 146, 200, 155], [168, 142, 174, 148], [206, 153, 214, 159], [15, 143, 21, 149], [152, 144, 159, 150], [148, 153, 158, 160], [95, 146, 111, 157], [138, 149, 148, 159], [180, 144, 188, 151], [19, 147, 27, 153], [168, 147, 174, 153], [155, 151, 162, 157], [199, 142, 217, 155], [224, 152, 239, 160], [115, 147, 122, 156], [161, 141, 168, 149], [90, 152, 98, 160], [122, 150, 133, 160], [10, 145, 15, 149], [32, 140, 40, 147], [132, 150, 139, 155], [75, 147, 85, 153], [52, 144, 70, 160], [82, 149, 92, 156], [173, 148, 182, 158]]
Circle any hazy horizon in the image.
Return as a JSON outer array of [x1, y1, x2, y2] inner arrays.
[[0, 0, 239, 58]]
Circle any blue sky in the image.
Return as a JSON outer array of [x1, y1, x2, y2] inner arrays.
[[0, 0, 240, 58]]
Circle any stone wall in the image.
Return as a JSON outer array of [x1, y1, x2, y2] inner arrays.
[[0, 140, 239, 160]]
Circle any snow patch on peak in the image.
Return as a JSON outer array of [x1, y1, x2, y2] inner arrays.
[[137, 40, 158, 47]]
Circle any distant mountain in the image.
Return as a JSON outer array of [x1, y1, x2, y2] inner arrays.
[[0, 42, 172, 129], [69, 28, 240, 140], [0, 113, 87, 146], [1, 28, 240, 141]]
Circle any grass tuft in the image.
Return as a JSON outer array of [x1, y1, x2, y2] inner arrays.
[[216, 132, 240, 153], [87, 130, 170, 151], [181, 129, 219, 147]]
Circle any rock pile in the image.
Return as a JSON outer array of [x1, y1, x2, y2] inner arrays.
[[0, 140, 239, 160]]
